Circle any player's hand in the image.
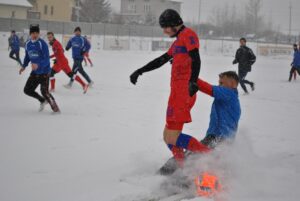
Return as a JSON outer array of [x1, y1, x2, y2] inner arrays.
[[232, 59, 237, 65], [130, 70, 142, 85], [189, 81, 199, 97], [31, 63, 38, 71], [19, 67, 25, 75]]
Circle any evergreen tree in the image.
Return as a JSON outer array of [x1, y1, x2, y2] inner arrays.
[[79, 0, 112, 23]]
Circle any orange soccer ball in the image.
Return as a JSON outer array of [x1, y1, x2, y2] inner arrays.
[[194, 172, 222, 198]]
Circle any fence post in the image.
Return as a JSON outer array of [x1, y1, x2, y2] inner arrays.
[[90, 23, 93, 36], [103, 23, 106, 50]]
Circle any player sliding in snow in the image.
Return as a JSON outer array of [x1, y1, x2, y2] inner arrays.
[[19, 24, 60, 113], [160, 71, 241, 176], [47, 32, 88, 93], [130, 9, 209, 173], [65, 27, 94, 88]]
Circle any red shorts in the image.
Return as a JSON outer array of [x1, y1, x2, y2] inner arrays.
[[84, 52, 90, 57], [52, 61, 72, 74], [166, 82, 197, 130]]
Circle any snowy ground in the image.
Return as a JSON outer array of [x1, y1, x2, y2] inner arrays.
[[0, 49, 299, 201]]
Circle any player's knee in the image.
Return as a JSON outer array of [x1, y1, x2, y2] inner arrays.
[[163, 128, 179, 145], [24, 86, 32, 95]]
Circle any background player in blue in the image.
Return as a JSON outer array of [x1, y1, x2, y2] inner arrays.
[[289, 44, 300, 82], [65, 27, 93, 88], [8, 30, 22, 66], [19, 25, 60, 113]]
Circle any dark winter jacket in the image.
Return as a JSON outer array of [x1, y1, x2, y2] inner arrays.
[[233, 45, 256, 72]]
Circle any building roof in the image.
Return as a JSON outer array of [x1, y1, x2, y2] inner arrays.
[[168, 0, 183, 3], [0, 0, 32, 7]]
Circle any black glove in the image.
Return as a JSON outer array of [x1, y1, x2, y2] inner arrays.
[[53, 59, 57, 64], [189, 81, 199, 97], [232, 59, 237, 65], [130, 70, 142, 85]]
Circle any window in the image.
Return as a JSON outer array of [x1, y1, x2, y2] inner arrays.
[[51, 6, 54, 15], [144, 4, 151, 13], [44, 5, 48, 15], [128, 4, 136, 13], [11, 11, 15, 18], [128, 0, 135, 2]]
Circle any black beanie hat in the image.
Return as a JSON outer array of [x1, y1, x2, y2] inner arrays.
[[30, 24, 40, 34], [74, 27, 81, 32]]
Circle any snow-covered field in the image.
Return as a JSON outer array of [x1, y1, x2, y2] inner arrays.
[[0, 48, 299, 201]]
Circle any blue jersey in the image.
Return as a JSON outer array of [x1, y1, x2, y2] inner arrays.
[[9, 35, 20, 51], [207, 86, 241, 139], [66, 35, 88, 60], [292, 51, 300, 68], [23, 38, 51, 75]]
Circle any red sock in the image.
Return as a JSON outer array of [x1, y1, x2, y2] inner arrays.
[[187, 137, 211, 153], [50, 78, 55, 90], [168, 145, 185, 168], [75, 75, 86, 87]]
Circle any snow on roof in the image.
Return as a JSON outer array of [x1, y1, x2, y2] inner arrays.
[[168, 0, 183, 3], [0, 0, 32, 7]]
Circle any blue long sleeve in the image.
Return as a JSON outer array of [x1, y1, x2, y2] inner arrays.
[[66, 39, 72, 51], [38, 40, 50, 68]]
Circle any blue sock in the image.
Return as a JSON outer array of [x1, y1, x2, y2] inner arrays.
[[176, 133, 192, 149]]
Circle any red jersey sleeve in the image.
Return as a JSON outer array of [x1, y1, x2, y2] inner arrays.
[[182, 29, 200, 52]]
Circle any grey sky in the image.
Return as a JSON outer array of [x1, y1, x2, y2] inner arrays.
[[108, 0, 300, 34]]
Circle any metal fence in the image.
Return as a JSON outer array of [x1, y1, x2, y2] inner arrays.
[[0, 17, 165, 38]]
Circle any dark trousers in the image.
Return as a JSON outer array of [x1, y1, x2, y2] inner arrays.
[[238, 70, 253, 93], [9, 49, 22, 65], [71, 59, 91, 83], [289, 66, 300, 82], [24, 74, 59, 112]]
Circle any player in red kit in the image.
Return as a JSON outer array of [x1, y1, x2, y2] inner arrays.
[[47, 32, 88, 93], [130, 9, 209, 175]]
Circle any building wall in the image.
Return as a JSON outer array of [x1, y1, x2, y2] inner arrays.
[[0, 5, 29, 19], [31, 0, 74, 22], [121, 0, 181, 22]]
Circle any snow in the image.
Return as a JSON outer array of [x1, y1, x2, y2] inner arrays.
[[0, 0, 32, 7], [0, 48, 300, 201]]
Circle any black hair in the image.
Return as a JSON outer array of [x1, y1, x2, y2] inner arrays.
[[11, 30, 15, 33], [74, 27, 81, 32], [240, 37, 247, 43], [219, 71, 239, 83], [47, 32, 54, 36]]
